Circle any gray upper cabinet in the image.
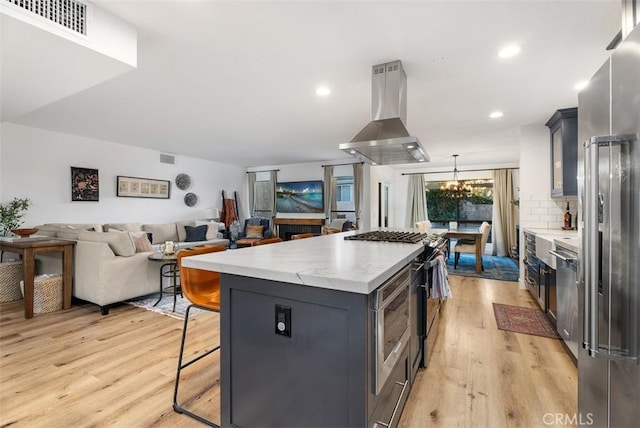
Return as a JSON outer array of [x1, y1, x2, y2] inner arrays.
[[545, 107, 578, 197]]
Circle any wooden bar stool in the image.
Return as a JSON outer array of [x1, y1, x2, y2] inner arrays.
[[173, 245, 226, 427]]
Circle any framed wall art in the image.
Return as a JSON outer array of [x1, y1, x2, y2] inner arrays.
[[276, 180, 324, 213], [71, 167, 99, 202], [116, 176, 171, 199]]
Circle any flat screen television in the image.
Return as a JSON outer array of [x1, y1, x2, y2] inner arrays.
[[276, 180, 324, 213]]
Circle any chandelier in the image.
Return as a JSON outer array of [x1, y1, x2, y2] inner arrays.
[[440, 154, 472, 198]]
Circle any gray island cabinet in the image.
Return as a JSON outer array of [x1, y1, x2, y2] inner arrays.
[[182, 230, 428, 428]]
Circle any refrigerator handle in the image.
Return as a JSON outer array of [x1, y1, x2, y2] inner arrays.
[[583, 134, 639, 363], [583, 137, 599, 357]]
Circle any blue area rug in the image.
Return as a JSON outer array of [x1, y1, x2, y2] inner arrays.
[[446, 253, 519, 282]]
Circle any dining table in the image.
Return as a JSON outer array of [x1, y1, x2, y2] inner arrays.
[[444, 228, 483, 273]]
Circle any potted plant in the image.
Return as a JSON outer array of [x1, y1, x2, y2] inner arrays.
[[0, 197, 32, 237]]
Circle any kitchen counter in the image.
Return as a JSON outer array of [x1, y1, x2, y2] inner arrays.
[[523, 227, 580, 263], [185, 228, 445, 427], [183, 228, 444, 294], [523, 227, 578, 240]]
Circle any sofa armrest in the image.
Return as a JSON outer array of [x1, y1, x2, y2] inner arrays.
[[74, 241, 115, 301]]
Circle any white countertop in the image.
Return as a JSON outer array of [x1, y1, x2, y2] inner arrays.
[[523, 227, 580, 263], [182, 229, 433, 294]]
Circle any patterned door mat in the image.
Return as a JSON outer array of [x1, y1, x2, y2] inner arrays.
[[492, 303, 560, 339]]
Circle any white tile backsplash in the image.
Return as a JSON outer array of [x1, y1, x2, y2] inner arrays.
[[520, 193, 577, 230]]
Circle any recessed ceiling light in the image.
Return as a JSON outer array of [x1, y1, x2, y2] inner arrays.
[[498, 45, 521, 58], [349, 149, 356, 154], [489, 111, 504, 119], [574, 81, 589, 91], [316, 86, 331, 97]]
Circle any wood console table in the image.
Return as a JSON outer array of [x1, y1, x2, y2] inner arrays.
[[0, 239, 75, 319]]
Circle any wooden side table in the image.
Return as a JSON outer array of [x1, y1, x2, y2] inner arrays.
[[0, 238, 76, 319]]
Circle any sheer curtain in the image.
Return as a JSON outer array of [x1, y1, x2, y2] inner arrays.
[[353, 163, 363, 228], [265, 171, 277, 237], [323, 166, 334, 225], [406, 174, 428, 227], [492, 169, 516, 256], [247, 172, 257, 217]]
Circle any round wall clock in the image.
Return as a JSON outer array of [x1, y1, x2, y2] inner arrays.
[[184, 192, 198, 207], [175, 173, 191, 190]]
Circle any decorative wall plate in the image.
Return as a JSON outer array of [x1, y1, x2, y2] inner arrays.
[[184, 192, 198, 207], [175, 173, 191, 190]]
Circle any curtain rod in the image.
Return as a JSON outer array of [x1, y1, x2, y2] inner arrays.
[[246, 169, 280, 173], [320, 162, 364, 167], [402, 167, 519, 176]]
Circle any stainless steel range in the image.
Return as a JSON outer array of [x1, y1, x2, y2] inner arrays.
[[345, 230, 427, 243]]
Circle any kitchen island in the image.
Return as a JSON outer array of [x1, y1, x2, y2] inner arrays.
[[182, 229, 441, 428]]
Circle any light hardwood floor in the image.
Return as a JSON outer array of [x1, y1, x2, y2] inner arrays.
[[0, 275, 576, 427]]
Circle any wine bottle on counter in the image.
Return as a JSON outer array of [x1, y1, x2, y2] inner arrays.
[[563, 202, 572, 229]]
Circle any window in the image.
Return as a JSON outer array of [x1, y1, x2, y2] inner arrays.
[[426, 179, 493, 229], [332, 176, 356, 223]]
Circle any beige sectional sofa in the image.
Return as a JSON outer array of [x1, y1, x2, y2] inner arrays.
[[33, 221, 229, 314]]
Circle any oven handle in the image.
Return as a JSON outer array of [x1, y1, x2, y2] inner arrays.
[[373, 380, 409, 428], [377, 280, 410, 310]]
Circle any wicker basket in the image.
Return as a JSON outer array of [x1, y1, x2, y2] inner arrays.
[[0, 261, 24, 302], [20, 274, 63, 314]]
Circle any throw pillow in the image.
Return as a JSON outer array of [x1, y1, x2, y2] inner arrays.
[[195, 220, 223, 240], [130, 232, 154, 253], [184, 225, 208, 242], [245, 224, 264, 239]]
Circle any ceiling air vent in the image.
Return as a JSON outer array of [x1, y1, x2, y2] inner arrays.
[[160, 153, 175, 165], [5, 0, 88, 35]]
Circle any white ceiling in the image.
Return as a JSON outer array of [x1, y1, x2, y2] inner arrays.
[[2, 0, 622, 170]]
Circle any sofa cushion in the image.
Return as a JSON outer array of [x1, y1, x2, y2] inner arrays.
[[78, 231, 136, 257], [184, 225, 208, 242], [130, 232, 154, 252], [103, 223, 143, 233], [195, 220, 225, 240], [142, 224, 178, 244], [44, 223, 103, 232], [245, 224, 264, 239], [56, 230, 82, 240], [176, 220, 196, 242]]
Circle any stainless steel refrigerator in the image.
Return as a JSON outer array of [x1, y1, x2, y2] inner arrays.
[[577, 23, 640, 428]]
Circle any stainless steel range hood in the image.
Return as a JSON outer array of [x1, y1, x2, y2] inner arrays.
[[340, 60, 429, 165]]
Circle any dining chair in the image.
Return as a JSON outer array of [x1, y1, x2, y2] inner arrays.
[[291, 233, 314, 240], [173, 245, 226, 427], [252, 237, 283, 246], [453, 221, 491, 270]]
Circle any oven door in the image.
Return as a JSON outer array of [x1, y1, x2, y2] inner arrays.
[[374, 266, 411, 395]]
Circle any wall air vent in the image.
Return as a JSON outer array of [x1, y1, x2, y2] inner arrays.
[[5, 0, 88, 35], [160, 153, 175, 165]]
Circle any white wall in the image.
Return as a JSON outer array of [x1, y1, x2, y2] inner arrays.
[[0, 123, 246, 227], [369, 165, 395, 228], [518, 124, 577, 288]]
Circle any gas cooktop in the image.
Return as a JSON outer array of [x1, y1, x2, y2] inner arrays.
[[344, 231, 428, 244]]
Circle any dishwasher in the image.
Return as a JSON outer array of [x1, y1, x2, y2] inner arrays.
[[550, 243, 578, 360]]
